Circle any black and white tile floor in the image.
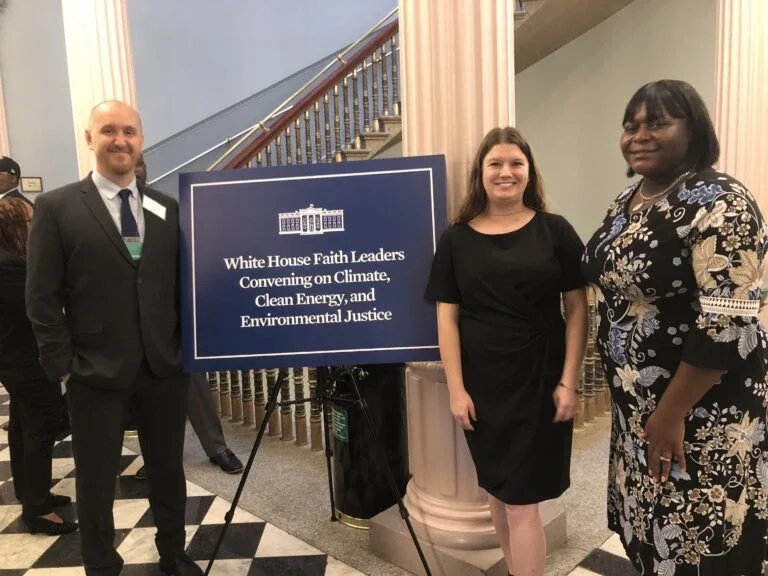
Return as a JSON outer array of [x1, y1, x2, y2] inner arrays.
[[0, 384, 641, 576], [0, 386, 364, 576]]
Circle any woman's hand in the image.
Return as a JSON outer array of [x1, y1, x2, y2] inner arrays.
[[641, 409, 686, 483], [553, 383, 577, 422], [449, 389, 476, 431]]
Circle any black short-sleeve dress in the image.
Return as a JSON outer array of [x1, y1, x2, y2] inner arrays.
[[425, 211, 585, 505]]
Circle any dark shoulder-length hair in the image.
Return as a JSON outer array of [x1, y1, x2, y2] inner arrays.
[[0, 197, 33, 259], [623, 79, 720, 176], [455, 127, 547, 224]]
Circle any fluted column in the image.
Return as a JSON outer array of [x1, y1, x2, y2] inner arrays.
[[400, 0, 515, 542], [714, 0, 768, 321], [0, 70, 9, 156], [404, 363, 496, 543], [61, 0, 137, 178], [400, 0, 515, 216], [370, 3, 517, 575]]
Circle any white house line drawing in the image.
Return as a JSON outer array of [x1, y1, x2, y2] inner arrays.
[[278, 204, 345, 236]]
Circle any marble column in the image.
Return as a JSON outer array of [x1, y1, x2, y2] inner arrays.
[[714, 0, 768, 321], [370, 3, 565, 575], [61, 0, 137, 178]]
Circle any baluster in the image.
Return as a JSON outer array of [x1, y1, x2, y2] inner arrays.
[[314, 102, 322, 162], [275, 134, 282, 166], [285, 127, 293, 166], [309, 367, 323, 451], [230, 370, 243, 423], [281, 369, 294, 441], [219, 371, 232, 420], [265, 143, 273, 167], [333, 85, 341, 156], [583, 298, 597, 423], [372, 49, 381, 121], [391, 34, 400, 115], [267, 368, 281, 436], [294, 368, 308, 447], [304, 110, 312, 163], [590, 288, 609, 414], [242, 369, 255, 427], [352, 69, 360, 146], [362, 57, 371, 133], [343, 77, 351, 148], [207, 372, 221, 416], [574, 364, 585, 429], [382, 41, 390, 116], [254, 369, 266, 429], [323, 93, 332, 162], [294, 119, 303, 165], [256, 151, 263, 168]]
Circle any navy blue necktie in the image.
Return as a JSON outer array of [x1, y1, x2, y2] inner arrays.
[[118, 189, 139, 238]]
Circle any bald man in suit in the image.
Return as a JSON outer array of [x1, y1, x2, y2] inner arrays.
[[26, 101, 202, 576]]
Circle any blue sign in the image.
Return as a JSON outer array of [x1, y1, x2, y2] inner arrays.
[[179, 155, 447, 371]]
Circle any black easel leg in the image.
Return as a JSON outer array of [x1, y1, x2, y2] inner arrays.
[[318, 367, 338, 522], [346, 369, 432, 576], [204, 369, 285, 576]]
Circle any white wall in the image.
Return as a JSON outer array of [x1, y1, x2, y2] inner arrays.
[[515, 0, 717, 239], [127, 0, 397, 146], [0, 0, 79, 192]]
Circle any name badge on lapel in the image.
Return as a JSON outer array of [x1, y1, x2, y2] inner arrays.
[[143, 196, 167, 221], [125, 237, 143, 261]]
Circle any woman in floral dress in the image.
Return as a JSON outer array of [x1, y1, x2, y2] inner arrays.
[[582, 80, 768, 575]]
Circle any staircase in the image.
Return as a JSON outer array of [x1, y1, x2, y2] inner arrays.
[[219, 1, 542, 170]]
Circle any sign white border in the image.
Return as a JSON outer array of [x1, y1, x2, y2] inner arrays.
[[189, 167, 438, 361]]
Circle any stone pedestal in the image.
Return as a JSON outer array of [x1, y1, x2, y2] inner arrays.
[[369, 363, 567, 575], [371, 499, 567, 576]]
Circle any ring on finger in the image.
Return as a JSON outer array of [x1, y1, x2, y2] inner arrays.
[[659, 456, 672, 462]]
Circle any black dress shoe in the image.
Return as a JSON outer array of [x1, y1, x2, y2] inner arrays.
[[209, 449, 243, 474], [48, 493, 71, 507], [135, 465, 147, 480], [158, 551, 203, 575], [24, 516, 78, 536]]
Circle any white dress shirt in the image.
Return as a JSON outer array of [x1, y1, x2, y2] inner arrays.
[[92, 170, 145, 241]]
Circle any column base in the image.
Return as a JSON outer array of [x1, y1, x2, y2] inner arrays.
[[370, 499, 567, 576]]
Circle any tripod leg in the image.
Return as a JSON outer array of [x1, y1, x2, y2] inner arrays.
[[318, 367, 338, 522], [346, 369, 432, 576], [205, 369, 285, 576]]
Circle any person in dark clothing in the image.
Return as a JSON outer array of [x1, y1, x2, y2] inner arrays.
[[131, 155, 243, 480], [0, 197, 77, 535], [0, 156, 33, 206]]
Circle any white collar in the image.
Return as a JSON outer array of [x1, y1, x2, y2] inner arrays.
[[92, 170, 139, 200]]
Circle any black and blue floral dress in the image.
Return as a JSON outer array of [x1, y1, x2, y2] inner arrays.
[[583, 169, 768, 575]]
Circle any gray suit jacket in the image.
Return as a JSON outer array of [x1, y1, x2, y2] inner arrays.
[[26, 174, 182, 389]]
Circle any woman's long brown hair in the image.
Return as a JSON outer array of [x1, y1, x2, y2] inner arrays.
[[455, 127, 547, 224], [0, 197, 33, 259]]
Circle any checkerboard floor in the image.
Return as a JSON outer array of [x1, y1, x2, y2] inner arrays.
[[0, 386, 363, 575]]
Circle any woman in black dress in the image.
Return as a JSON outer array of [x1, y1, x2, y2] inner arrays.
[[0, 197, 77, 535], [425, 127, 588, 576], [582, 80, 768, 575]]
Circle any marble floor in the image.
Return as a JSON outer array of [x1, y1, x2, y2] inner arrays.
[[0, 383, 637, 576], [0, 386, 365, 576]]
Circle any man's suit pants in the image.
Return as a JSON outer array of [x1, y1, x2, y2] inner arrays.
[[186, 373, 227, 459], [67, 366, 189, 576]]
